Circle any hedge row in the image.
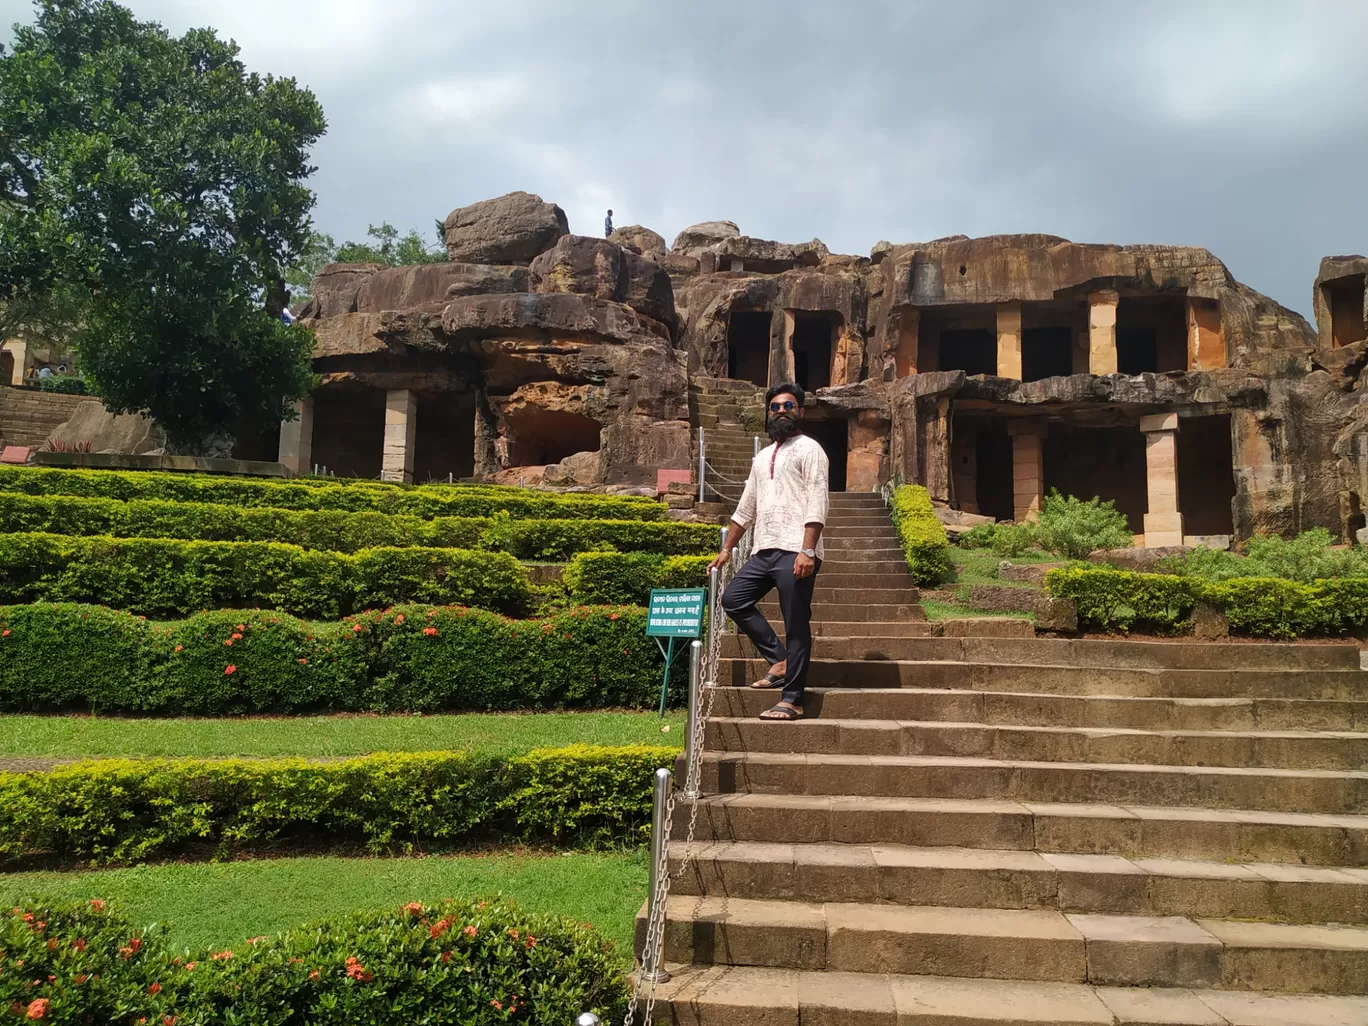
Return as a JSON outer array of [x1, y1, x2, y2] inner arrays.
[[889, 484, 952, 584], [0, 603, 665, 714], [0, 898, 627, 1024], [0, 491, 716, 558], [1046, 566, 1368, 637], [563, 551, 713, 605], [0, 745, 673, 865], [0, 466, 664, 521], [0, 533, 533, 618]]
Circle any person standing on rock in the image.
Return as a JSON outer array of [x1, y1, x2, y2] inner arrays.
[[604, 209, 613, 238], [709, 383, 829, 721]]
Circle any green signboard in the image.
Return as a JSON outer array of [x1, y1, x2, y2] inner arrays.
[[645, 588, 707, 716], [645, 589, 706, 638]]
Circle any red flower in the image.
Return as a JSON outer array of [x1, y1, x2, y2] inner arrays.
[[89, 900, 104, 911], [423, 627, 437, 636], [211, 950, 232, 961], [429, 918, 451, 938], [352, 623, 364, 633], [403, 902, 424, 915], [25, 999, 48, 1020], [440, 950, 452, 963], [463, 925, 477, 937], [164, 1018, 177, 1026], [525, 935, 537, 949], [224, 665, 236, 675], [395, 614, 405, 624], [298, 658, 308, 665], [72, 938, 86, 952], [129, 937, 142, 953], [173, 645, 182, 653], [490, 1000, 502, 1011], [148, 982, 161, 995]]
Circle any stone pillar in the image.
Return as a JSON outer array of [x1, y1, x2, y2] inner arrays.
[[1187, 298, 1225, 370], [1088, 290, 1119, 375], [381, 389, 418, 484], [3, 340, 28, 385], [894, 308, 920, 379], [996, 302, 1022, 379], [1141, 412, 1183, 546], [1009, 421, 1045, 522], [277, 398, 313, 477]]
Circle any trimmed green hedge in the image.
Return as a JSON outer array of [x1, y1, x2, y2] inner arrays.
[[0, 603, 665, 714], [0, 466, 664, 521], [889, 484, 951, 584], [0, 533, 533, 618], [0, 745, 674, 865], [0, 492, 715, 558], [0, 898, 628, 1024], [1045, 566, 1368, 638], [563, 552, 712, 605]]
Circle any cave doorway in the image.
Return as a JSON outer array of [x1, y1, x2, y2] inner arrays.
[[1176, 414, 1235, 538], [1324, 274, 1367, 348], [727, 311, 771, 387], [414, 391, 476, 482], [792, 311, 837, 392], [803, 417, 848, 492], [310, 387, 387, 478], [504, 407, 601, 467], [1043, 424, 1148, 533]]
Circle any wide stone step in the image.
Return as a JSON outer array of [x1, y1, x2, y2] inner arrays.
[[716, 659, 1368, 700], [649, 896, 1368, 993], [697, 752, 1368, 813], [711, 685, 1368, 732], [753, 604, 927, 624], [645, 965, 1368, 1026], [703, 716, 1368, 770], [813, 560, 913, 575], [803, 573, 918, 589], [823, 515, 894, 525], [726, 636, 1364, 671], [687, 793, 1368, 866], [669, 840, 1368, 923], [823, 542, 904, 554], [759, 587, 921, 605]]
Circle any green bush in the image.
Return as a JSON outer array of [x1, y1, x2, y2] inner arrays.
[[0, 466, 665, 521], [0, 533, 532, 618], [1174, 529, 1368, 584], [958, 523, 997, 549], [37, 374, 89, 394], [959, 521, 1038, 558], [0, 492, 716, 558], [0, 745, 674, 864], [888, 485, 951, 584], [0, 603, 666, 715], [1044, 567, 1195, 632], [563, 552, 712, 605], [0, 898, 629, 1024], [1033, 490, 1133, 560]]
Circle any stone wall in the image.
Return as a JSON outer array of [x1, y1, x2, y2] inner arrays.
[[0, 387, 89, 449]]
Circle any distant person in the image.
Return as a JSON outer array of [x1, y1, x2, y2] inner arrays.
[[36, 366, 52, 379], [604, 209, 613, 238]]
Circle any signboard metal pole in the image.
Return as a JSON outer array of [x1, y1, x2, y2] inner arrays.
[[657, 636, 675, 717]]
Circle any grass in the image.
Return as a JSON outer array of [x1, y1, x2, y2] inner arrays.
[[0, 850, 648, 954], [922, 599, 1033, 622], [0, 711, 685, 760], [948, 546, 1058, 587]]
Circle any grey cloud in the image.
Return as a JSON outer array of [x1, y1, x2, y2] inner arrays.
[[4, 0, 1366, 314]]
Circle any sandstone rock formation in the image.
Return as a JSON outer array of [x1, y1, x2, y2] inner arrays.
[[48, 401, 163, 455], [443, 191, 569, 264], [672, 220, 740, 256], [608, 225, 667, 258]]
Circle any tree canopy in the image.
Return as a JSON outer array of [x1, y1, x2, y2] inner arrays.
[[286, 222, 447, 301], [0, 0, 326, 452]]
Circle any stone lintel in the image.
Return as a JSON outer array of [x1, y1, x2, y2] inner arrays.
[[1140, 412, 1180, 433]]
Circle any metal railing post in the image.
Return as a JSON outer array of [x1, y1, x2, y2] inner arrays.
[[683, 640, 703, 799], [640, 767, 673, 984], [697, 427, 706, 503], [753, 434, 759, 457]]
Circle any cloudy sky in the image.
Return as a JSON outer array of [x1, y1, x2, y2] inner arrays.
[[5, 0, 1367, 317]]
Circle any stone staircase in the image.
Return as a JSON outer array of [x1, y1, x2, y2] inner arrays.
[[689, 379, 764, 505], [640, 494, 1368, 1024]]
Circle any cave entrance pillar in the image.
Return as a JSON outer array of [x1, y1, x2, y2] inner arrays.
[[892, 308, 920, 379], [1141, 412, 1184, 546], [1008, 420, 1046, 522], [1089, 290, 1119, 375], [996, 302, 1022, 380], [278, 398, 314, 477], [382, 389, 418, 484]]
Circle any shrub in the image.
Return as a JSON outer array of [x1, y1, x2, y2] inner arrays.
[[0, 492, 716, 558], [958, 523, 997, 549], [1033, 490, 1133, 560], [990, 522, 1036, 558], [563, 552, 712, 605], [0, 899, 629, 1025], [1173, 529, 1368, 584], [888, 485, 951, 584], [0, 746, 677, 864], [1045, 566, 1195, 632], [0, 466, 664, 521], [38, 374, 89, 394], [0, 533, 532, 618], [0, 603, 665, 714]]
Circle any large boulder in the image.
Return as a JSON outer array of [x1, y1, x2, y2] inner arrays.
[[443, 191, 569, 264], [672, 220, 740, 256], [355, 263, 529, 314], [307, 263, 383, 318], [609, 225, 668, 258], [46, 400, 162, 455], [529, 235, 675, 328]]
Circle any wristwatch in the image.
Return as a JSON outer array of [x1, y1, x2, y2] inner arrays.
[[800, 547, 816, 558]]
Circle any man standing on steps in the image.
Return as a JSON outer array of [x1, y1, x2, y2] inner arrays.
[[709, 383, 829, 721]]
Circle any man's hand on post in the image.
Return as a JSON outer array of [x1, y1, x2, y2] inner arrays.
[[793, 553, 815, 579], [707, 549, 731, 573]]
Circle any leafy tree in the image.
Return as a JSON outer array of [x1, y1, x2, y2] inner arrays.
[[283, 230, 338, 303], [0, 0, 325, 453], [285, 222, 446, 301]]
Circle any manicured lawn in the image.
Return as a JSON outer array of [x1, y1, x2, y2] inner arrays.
[[948, 546, 1059, 587], [0, 710, 685, 759], [0, 851, 648, 954]]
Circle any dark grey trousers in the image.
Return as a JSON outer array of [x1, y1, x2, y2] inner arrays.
[[721, 548, 820, 707]]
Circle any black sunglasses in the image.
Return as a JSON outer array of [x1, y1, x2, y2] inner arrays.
[[768, 401, 797, 413]]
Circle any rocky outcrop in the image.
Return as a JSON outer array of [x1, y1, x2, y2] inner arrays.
[[355, 262, 529, 313], [672, 220, 740, 256], [443, 191, 569, 264], [528, 235, 675, 329], [46, 400, 162, 455], [441, 293, 670, 347], [608, 225, 667, 258], [699, 236, 830, 274], [306, 262, 383, 318]]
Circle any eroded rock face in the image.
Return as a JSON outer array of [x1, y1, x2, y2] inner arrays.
[[672, 220, 740, 256], [354, 263, 530, 313], [443, 191, 569, 264], [528, 235, 675, 328], [608, 225, 667, 257], [47, 401, 162, 455], [307, 263, 384, 318]]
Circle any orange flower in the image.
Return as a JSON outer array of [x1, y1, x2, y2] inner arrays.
[[148, 982, 161, 995], [231, 633, 242, 641], [173, 645, 182, 653], [236, 624, 245, 632], [308, 969, 319, 980], [25, 999, 48, 1020], [298, 658, 308, 664], [394, 614, 405, 624], [609, 613, 619, 621], [129, 937, 142, 953], [352, 623, 364, 633], [490, 1000, 502, 1011], [402, 902, 424, 915], [73, 975, 86, 985], [224, 639, 233, 646], [1, 630, 10, 637], [184, 962, 197, 971], [423, 627, 437, 636], [463, 925, 477, 937], [72, 937, 86, 952], [164, 1018, 177, 1026], [524, 935, 536, 949], [440, 950, 451, 963], [210, 950, 232, 961], [224, 665, 236, 675], [89, 900, 104, 911]]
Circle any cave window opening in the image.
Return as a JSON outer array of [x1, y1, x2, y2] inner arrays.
[[792, 311, 838, 393], [727, 311, 772, 387], [1021, 327, 1074, 382], [939, 330, 996, 376], [1117, 296, 1187, 374], [1324, 274, 1367, 348], [504, 408, 602, 467]]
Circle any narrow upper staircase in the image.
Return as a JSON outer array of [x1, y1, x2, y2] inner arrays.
[[640, 493, 1368, 1025]]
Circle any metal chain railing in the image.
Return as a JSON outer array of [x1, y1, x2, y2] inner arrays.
[[621, 531, 738, 1026]]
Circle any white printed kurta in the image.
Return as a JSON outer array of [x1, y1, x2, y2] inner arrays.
[[730, 433, 830, 559]]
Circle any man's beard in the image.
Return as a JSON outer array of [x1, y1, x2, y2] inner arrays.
[[767, 413, 801, 441]]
